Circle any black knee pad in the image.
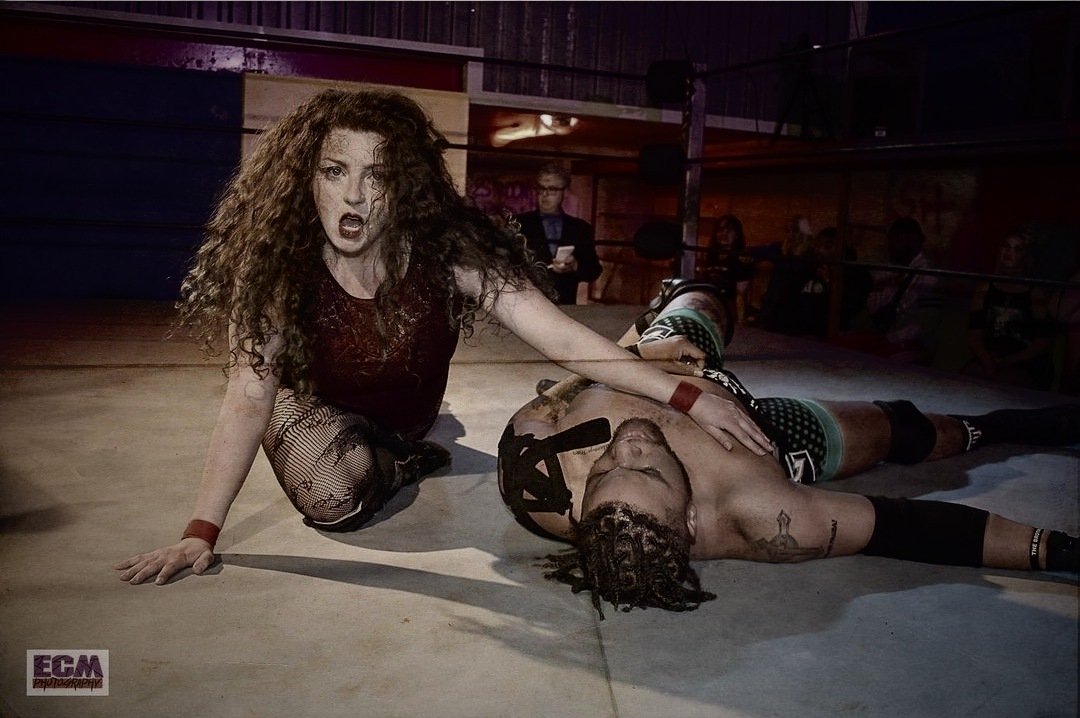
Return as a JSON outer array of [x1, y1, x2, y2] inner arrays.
[[873, 400, 936, 464], [862, 496, 989, 567]]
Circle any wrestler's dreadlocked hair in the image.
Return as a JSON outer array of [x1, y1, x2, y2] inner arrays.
[[543, 502, 716, 618]]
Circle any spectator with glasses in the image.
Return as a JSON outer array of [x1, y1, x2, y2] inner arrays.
[[515, 163, 603, 305]]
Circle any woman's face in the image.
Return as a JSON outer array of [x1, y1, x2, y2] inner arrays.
[[312, 129, 389, 258], [998, 235, 1027, 274], [714, 222, 739, 251]]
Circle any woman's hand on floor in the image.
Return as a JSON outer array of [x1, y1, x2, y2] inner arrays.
[[114, 539, 216, 585]]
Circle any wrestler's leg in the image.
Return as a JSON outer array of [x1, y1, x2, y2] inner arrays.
[[623, 281, 733, 352], [982, 514, 1057, 570], [816, 401, 969, 478], [538, 285, 732, 397], [534, 284, 733, 398], [822, 401, 1080, 570], [863, 495, 1078, 571], [744, 396, 1074, 485], [826, 400, 1080, 475], [657, 291, 731, 339], [635, 290, 731, 371]]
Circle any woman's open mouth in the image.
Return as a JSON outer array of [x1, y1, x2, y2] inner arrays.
[[339, 213, 365, 240]]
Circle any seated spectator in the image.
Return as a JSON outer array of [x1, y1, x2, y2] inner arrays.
[[837, 218, 941, 362], [699, 214, 756, 323], [1051, 267, 1080, 395], [839, 245, 874, 330], [965, 232, 1054, 389], [759, 223, 838, 337]]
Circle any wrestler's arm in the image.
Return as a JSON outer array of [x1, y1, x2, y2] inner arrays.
[[537, 335, 705, 404], [721, 482, 876, 563], [724, 481, 1074, 570]]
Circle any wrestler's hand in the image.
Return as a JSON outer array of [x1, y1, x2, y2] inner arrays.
[[635, 336, 706, 376], [113, 539, 215, 586], [689, 391, 773, 455]]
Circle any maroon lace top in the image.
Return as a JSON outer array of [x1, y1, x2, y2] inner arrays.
[[307, 259, 461, 439]]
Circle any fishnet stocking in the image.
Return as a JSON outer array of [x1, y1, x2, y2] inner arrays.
[[262, 389, 386, 528]]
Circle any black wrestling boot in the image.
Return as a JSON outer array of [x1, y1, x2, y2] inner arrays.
[[302, 438, 450, 533], [951, 404, 1080, 451], [412, 440, 452, 478], [1047, 532, 1079, 572], [393, 440, 451, 490]]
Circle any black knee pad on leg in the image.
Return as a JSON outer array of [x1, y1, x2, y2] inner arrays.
[[862, 496, 988, 567], [873, 400, 936, 464]]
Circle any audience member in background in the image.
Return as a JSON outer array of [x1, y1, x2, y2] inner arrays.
[[838, 218, 941, 362], [838, 244, 874, 331], [1051, 266, 1080, 395], [965, 232, 1054, 389], [515, 163, 602, 305], [700, 214, 756, 323], [759, 222, 838, 338]]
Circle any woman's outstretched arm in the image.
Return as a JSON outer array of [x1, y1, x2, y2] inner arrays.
[[114, 331, 282, 585], [462, 272, 773, 455]]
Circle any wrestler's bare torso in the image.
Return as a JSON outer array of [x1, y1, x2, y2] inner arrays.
[[502, 377, 876, 562]]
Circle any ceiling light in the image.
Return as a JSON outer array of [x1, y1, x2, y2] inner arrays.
[[491, 113, 580, 147], [540, 114, 579, 133]]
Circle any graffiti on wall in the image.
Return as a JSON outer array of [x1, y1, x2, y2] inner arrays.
[[466, 176, 536, 219]]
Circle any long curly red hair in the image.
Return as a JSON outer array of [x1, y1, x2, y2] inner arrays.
[[178, 88, 548, 390]]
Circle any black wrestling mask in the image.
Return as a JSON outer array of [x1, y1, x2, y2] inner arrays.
[[498, 418, 612, 537]]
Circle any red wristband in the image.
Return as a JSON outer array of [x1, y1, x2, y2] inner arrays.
[[182, 519, 220, 548], [668, 381, 703, 413]]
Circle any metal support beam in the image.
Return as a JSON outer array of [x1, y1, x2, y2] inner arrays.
[[679, 64, 707, 278]]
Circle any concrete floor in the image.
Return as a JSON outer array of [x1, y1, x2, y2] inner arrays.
[[1, 300, 1077, 718]]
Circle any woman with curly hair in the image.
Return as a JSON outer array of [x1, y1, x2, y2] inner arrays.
[[116, 88, 773, 586]]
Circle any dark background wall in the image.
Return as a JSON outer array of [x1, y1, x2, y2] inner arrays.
[[0, 5, 468, 299], [2, 56, 242, 299], [1, 1, 1077, 301], [36, 1, 852, 115], [34, 2, 1076, 132]]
